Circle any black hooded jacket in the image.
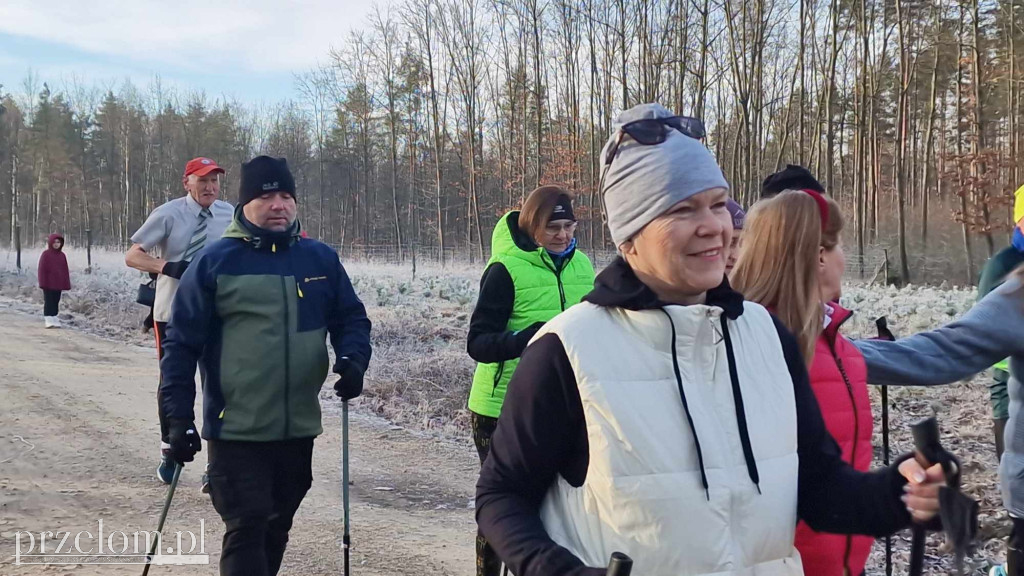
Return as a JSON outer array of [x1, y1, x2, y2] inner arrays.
[[475, 257, 914, 576]]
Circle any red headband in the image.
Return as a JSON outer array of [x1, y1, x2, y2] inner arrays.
[[801, 189, 829, 231]]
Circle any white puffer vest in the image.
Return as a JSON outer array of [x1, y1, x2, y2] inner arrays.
[[536, 301, 804, 576]]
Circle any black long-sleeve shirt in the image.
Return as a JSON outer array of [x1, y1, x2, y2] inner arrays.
[[475, 258, 913, 576], [467, 262, 543, 363]]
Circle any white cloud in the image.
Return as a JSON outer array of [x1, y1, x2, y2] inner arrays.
[[0, 0, 376, 73]]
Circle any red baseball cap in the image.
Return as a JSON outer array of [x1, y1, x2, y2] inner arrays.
[[183, 157, 225, 179]]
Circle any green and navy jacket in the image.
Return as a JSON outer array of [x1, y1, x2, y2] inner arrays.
[[160, 213, 372, 441], [467, 211, 595, 418]]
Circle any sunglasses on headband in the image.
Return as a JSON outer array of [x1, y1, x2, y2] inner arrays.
[[603, 116, 706, 167], [597, 115, 707, 223]]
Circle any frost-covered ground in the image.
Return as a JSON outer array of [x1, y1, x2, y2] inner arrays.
[[0, 245, 1007, 573], [0, 245, 479, 435]]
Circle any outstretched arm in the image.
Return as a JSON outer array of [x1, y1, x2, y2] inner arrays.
[[855, 278, 1024, 387]]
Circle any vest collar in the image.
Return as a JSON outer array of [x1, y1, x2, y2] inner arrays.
[[822, 301, 853, 343], [585, 257, 745, 319]]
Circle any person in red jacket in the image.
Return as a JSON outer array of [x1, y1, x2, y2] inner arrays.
[[732, 190, 873, 576], [38, 233, 71, 329]]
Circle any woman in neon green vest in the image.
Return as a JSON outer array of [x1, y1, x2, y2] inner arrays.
[[467, 185, 595, 576]]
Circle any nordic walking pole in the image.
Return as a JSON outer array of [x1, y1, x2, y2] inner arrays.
[[907, 417, 940, 576], [882, 382, 892, 576], [875, 317, 895, 576], [141, 462, 182, 576], [607, 552, 633, 576], [343, 400, 351, 576]]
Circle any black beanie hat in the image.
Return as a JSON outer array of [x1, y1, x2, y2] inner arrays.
[[760, 164, 825, 199], [550, 194, 576, 222], [239, 156, 296, 206]]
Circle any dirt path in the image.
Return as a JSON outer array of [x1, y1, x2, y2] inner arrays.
[[0, 301, 478, 575]]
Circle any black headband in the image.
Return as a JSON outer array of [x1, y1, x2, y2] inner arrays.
[[550, 194, 575, 222]]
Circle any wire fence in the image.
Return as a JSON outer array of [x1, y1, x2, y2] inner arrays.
[[0, 225, 923, 287]]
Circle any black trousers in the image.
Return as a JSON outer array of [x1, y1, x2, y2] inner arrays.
[[154, 321, 170, 444], [1008, 517, 1024, 576], [42, 289, 61, 317], [472, 412, 502, 576], [207, 438, 314, 576]]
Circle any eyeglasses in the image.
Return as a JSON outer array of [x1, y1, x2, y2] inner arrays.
[[544, 221, 578, 236], [597, 115, 706, 222]]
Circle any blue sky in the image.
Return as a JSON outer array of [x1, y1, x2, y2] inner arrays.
[[0, 0, 376, 106]]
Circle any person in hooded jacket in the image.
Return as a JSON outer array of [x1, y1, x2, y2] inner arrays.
[[975, 184, 1024, 470], [38, 233, 71, 328], [160, 156, 371, 576], [731, 191, 874, 576], [854, 264, 1024, 576], [467, 184, 596, 576], [475, 103, 952, 576]]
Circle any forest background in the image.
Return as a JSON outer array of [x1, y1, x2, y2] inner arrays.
[[1, 0, 1020, 285]]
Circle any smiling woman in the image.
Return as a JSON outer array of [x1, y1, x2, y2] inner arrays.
[[474, 103, 948, 576], [619, 187, 732, 305]]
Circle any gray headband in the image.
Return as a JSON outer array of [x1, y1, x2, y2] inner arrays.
[[601, 103, 729, 246]]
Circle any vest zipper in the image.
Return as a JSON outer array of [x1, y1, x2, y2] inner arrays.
[[491, 361, 505, 397], [541, 254, 568, 311], [827, 336, 858, 576], [280, 275, 292, 438], [557, 271, 566, 310]]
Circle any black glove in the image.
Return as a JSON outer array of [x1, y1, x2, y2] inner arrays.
[[167, 419, 202, 464], [514, 321, 546, 352], [162, 260, 190, 279], [333, 357, 365, 401]]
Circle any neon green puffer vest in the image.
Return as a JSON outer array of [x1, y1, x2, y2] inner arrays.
[[468, 211, 596, 418]]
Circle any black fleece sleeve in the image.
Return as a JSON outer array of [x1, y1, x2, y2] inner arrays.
[[468, 263, 541, 363], [775, 316, 913, 536], [475, 333, 601, 576]]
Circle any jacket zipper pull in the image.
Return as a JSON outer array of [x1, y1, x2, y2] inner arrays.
[[708, 312, 723, 345], [297, 284, 304, 298], [272, 243, 277, 253]]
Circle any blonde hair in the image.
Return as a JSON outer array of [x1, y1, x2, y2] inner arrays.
[[729, 190, 842, 367]]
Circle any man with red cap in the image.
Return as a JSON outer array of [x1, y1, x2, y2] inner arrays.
[[126, 157, 234, 485]]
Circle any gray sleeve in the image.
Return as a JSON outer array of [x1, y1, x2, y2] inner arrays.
[[854, 279, 1024, 387], [131, 207, 170, 251]]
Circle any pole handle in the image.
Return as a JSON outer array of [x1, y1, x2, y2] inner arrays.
[[911, 417, 961, 489], [607, 551, 633, 576]]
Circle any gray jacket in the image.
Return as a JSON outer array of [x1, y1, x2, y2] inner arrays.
[[854, 276, 1024, 516]]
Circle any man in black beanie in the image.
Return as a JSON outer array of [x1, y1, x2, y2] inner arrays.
[[761, 164, 826, 198], [160, 155, 372, 576]]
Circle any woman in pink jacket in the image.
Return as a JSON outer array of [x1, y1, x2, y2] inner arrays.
[[38, 233, 71, 328], [732, 190, 874, 576]]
